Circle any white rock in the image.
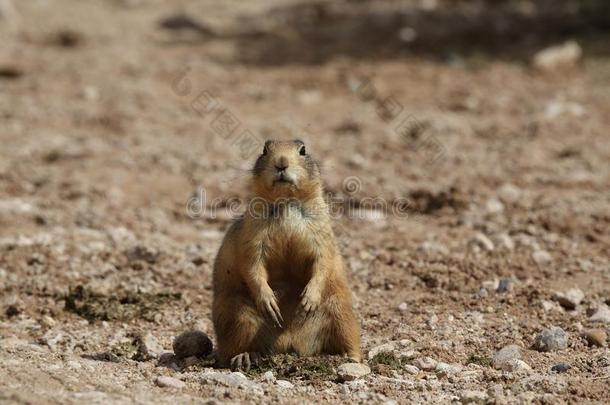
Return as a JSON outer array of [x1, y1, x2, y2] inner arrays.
[[553, 288, 584, 310], [403, 364, 419, 374], [261, 371, 275, 383], [589, 306, 610, 324], [498, 183, 521, 203], [485, 198, 504, 214], [544, 100, 585, 119], [337, 363, 371, 381], [435, 362, 461, 376], [541, 300, 562, 313], [482, 279, 499, 291], [276, 380, 294, 389], [201, 371, 262, 394], [368, 343, 396, 359], [505, 359, 532, 372], [532, 250, 552, 265], [460, 390, 488, 404], [397, 302, 408, 312], [470, 233, 494, 252], [139, 332, 164, 358], [418, 241, 449, 256], [533, 41, 582, 72], [155, 376, 185, 389], [40, 316, 57, 328], [398, 350, 419, 361]]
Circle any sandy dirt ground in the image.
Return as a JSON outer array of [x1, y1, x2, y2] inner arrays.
[[1, 0, 609, 403]]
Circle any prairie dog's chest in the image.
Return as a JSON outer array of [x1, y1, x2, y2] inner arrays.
[[262, 206, 315, 272]]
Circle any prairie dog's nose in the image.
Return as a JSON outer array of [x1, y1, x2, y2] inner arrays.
[[274, 156, 289, 171]]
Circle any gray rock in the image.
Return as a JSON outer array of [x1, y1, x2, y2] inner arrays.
[[337, 363, 371, 381], [201, 371, 262, 394], [533, 327, 568, 352], [460, 390, 488, 404], [492, 345, 521, 370], [553, 288, 584, 310], [589, 306, 610, 324], [173, 330, 213, 359], [497, 278, 514, 293], [155, 376, 185, 389]]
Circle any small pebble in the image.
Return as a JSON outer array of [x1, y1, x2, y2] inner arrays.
[[337, 363, 371, 382], [403, 365, 419, 374], [413, 357, 437, 371], [155, 376, 185, 389], [532, 250, 552, 265], [582, 329, 606, 347], [262, 371, 275, 383], [276, 380, 294, 389], [551, 363, 571, 373], [368, 343, 396, 359], [471, 233, 495, 252]]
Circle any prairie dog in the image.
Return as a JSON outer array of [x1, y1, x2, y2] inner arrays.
[[212, 140, 361, 370]]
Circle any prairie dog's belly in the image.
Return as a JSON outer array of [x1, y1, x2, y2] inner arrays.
[[263, 209, 315, 289]]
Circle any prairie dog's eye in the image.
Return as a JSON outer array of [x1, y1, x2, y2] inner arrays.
[[298, 145, 306, 156], [262, 145, 268, 155]]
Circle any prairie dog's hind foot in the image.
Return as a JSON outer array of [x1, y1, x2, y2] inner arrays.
[[230, 352, 261, 371]]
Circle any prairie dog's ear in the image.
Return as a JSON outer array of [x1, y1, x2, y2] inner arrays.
[[262, 140, 273, 155]]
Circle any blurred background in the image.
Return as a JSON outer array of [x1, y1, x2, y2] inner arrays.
[[1, 0, 609, 403]]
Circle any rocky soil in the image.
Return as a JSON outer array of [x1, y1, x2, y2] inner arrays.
[[1, 0, 609, 404]]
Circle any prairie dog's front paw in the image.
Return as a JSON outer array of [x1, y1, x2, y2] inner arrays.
[[300, 284, 321, 315], [257, 289, 283, 328]]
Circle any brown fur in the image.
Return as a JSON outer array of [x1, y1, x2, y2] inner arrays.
[[212, 140, 361, 369]]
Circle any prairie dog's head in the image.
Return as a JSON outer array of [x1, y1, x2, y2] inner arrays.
[[252, 140, 321, 201]]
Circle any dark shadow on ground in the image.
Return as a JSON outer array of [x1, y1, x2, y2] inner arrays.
[[159, 0, 610, 65]]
